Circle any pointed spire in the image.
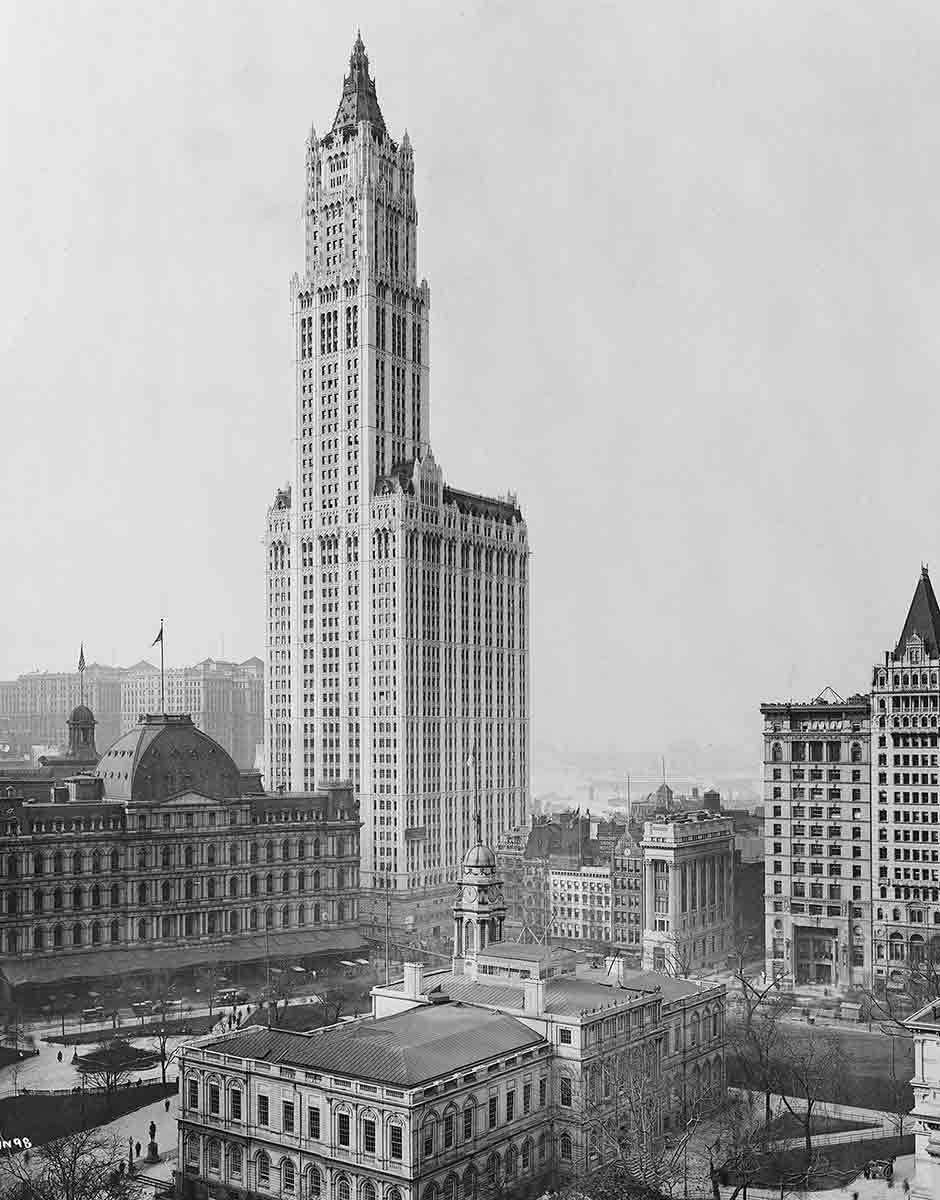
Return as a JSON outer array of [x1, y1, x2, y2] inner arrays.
[[894, 565, 940, 659], [332, 33, 386, 135]]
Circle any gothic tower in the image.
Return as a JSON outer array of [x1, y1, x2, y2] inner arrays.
[[265, 36, 530, 933], [452, 816, 506, 973]]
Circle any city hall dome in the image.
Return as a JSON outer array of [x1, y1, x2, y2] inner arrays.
[[95, 713, 241, 804], [68, 704, 95, 726], [463, 843, 496, 870]]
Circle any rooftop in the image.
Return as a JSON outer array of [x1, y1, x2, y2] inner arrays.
[[478, 943, 572, 963], [208, 1003, 544, 1087]]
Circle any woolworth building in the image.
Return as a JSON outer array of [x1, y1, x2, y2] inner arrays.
[[264, 36, 530, 933]]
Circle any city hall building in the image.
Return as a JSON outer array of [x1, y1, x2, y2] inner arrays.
[[0, 706, 364, 1004], [176, 835, 726, 1199]]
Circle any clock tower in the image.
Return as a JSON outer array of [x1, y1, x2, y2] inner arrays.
[[452, 814, 506, 973]]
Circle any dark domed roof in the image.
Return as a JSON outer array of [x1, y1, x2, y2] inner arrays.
[[95, 714, 241, 804], [68, 704, 95, 725], [463, 843, 496, 870]]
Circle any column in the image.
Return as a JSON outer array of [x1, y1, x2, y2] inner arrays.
[[668, 862, 679, 933], [644, 860, 655, 929]]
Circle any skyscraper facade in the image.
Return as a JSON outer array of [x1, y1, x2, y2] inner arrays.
[[265, 38, 530, 932]]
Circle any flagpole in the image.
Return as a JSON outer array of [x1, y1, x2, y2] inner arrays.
[[159, 619, 165, 714]]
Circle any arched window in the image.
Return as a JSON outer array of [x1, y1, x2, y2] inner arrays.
[[137, 849, 147, 870], [53, 923, 63, 948], [229, 876, 238, 898], [161, 880, 170, 903], [32, 926, 43, 950], [138, 919, 148, 941], [229, 844, 238, 865], [337, 868, 346, 890], [282, 872, 290, 894], [336, 1177, 350, 1200], [298, 840, 306, 860], [228, 1145, 242, 1177], [185, 1133, 200, 1167], [505, 1146, 517, 1178], [305, 1166, 321, 1198], [771, 742, 782, 763], [256, 1151, 270, 1188], [443, 1177, 458, 1200], [362, 1184, 376, 1200], [72, 923, 82, 946], [281, 906, 291, 928], [53, 888, 62, 910], [423, 1185, 438, 1200], [110, 920, 120, 944], [521, 1140, 532, 1171], [461, 1169, 475, 1200], [185, 847, 194, 868], [109, 849, 119, 872], [298, 904, 306, 925], [71, 886, 82, 910], [250, 908, 258, 930], [32, 889, 42, 913], [207, 1139, 221, 1173], [265, 907, 274, 929], [487, 1152, 500, 1184], [52, 852, 62, 874], [337, 901, 346, 921], [137, 882, 147, 904], [250, 875, 259, 896], [265, 873, 274, 895], [185, 879, 194, 901], [281, 1159, 295, 1194], [851, 742, 862, 763], [161, 846, 171, 869], [207, 845, 216, 867], [282, 840, 291, 861], [298, 870, 306, 891], [91, 921, 101, 945], [265, 840, 274, 863], [91, 852, 100, 874], [207, 879, 216, 900], [560, 1133, 572, 1161], [72, 852, 82, 875], [250, 843, 258, 863], [228, 910, 239, 933], [91, 885, 101, 907], [313, 838, 321, 858], [313, 870, 321, 890], [690, 1014, 700, 1046]]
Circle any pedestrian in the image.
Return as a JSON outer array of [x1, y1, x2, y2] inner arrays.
[[57, 1050, 62, 1063], [164, 1099, 170, 1114], [135, 1142, 141, 1159]]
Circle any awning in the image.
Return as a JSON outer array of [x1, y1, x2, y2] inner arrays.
[[0, 930, 371, 990]]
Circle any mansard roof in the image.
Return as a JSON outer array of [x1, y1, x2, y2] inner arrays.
[[894, 567, 940, 660], [332, 33, 386, 135]]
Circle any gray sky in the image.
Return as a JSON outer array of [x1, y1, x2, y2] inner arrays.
[[2, 0, 938, 755]]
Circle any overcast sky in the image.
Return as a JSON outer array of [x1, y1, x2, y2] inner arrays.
[[2, 1, 938, 755]]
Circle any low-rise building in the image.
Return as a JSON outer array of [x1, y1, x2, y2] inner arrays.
[[175, 833, 727, 1200], [0, 710, 363, 1004]]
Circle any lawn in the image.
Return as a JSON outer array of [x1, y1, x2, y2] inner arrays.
[[46, 1014, 217, 1045], [741, 1134, 914, 1191], [0, 1081, 176, 1148], [728, 1020, 915, 1112], [764, 1112, 879, 1139]]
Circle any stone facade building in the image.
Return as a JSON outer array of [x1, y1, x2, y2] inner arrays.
[[264, 37, 530, 936], [760, 692, 872, 990], [0, 658, 264, 769], [641, 813, 734, 974], [0, 711, 362, 1002], [176, 834, 725, 1200], [906, 998, 940, 1200]]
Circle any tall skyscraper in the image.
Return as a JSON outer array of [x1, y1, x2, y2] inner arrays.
[[265, 37, 530, 933], [871, 567, 940, 980]]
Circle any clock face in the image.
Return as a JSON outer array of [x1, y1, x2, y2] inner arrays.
[[463, 886, 476, 903]]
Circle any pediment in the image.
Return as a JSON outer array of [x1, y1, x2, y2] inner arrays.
[[151, 790, 228, 808]]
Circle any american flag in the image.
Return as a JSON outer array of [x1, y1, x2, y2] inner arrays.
[[78, 643, 85, 672]]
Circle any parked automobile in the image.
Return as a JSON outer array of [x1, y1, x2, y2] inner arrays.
[[81, 1007, 104, 1023], [863, 1159, 894, 1180]]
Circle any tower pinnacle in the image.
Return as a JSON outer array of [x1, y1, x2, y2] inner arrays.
[[332, 32, 385, 134]]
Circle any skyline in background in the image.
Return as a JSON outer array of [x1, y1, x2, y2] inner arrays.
[[3, 1, 939, 754]]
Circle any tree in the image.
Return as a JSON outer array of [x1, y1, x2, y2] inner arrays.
[[195, 965, 222, 1016], [74, 1040, 159, 1094], [769, 1027, 845, 1161], [140, 972, 176, 1085], [0, 1127, 147, 1200], [314, 986, 347, 1026], [726, 962, 792, 1123]]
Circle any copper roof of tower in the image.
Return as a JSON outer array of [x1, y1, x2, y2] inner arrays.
[[894, 566, 940, 659], [332, 33, 386, 135]]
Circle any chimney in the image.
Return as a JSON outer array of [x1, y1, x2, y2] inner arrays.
[[522, 977, 545, 1015], [403, 962, 424, 999]]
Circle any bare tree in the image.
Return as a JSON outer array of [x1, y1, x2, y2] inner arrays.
[[0, 1127, 147, 1200], [314, 986, 347, 1026], [726, 960, 793, 1124], [142, 972, 176, 1085], [74, 1040, 159, 1094], [769, 1027, 845, 1161], [195, 965, 222, 1016]]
